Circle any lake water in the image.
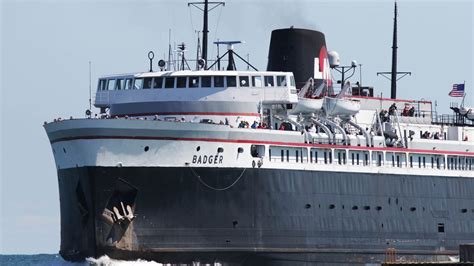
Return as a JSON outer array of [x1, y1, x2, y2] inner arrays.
[[0, 254, 167, 266]]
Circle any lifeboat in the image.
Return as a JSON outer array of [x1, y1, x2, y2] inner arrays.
[[289, 97, 324, 114], [323, 96, 361, 117], [322, 81, 360, 117]]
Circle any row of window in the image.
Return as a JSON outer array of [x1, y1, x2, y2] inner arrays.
[[267, 146, 474, 171], [98, 75, 295, 91]]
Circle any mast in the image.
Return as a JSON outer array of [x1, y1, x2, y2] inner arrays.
[[202, 0, 208, 67], [377, 1, 411, 97], [188, 1, 225, 69], [391, 1, 398, 99]]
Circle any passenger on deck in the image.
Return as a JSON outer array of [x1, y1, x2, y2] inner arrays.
[[389, 103, 397, 116], [309, 124, 317, 133], [434, 132, 440, 139], [251, 121, 258, 129], [408, 106, 415, 117], [402, 104, 411, 116]]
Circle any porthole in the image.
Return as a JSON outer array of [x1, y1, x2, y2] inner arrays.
[[305, 204, 311, 209], [237, 147, 244, 153], [376, 206, 382, 211], [410, 207, 416, 212], [437, 223, 445, 233], [144, 146, 149, 152], [352, 206, 358, 210], [196, 146, 201, 152], [329, 204, 335, 209], [364, 206, 370, 210], [217, 147, 224, 153], [461, 208, 468, 213], [63, 148, 67, 153]]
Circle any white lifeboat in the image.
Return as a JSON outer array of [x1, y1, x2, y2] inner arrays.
[[288, 78, 325, 115], [323, 97, 361, 117], [323, 81, 360, 117], [290, 97, 324, 114]]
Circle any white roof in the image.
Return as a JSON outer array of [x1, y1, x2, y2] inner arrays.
[[100, 70, 294, 79]]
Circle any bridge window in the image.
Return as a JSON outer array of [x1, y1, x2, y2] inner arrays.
[[252, 76, 263, 87], [98, 79, 107, 91], [276, 76, 287, 86], [143, 77, 153, 89], [107, 79, 116, 90], [177, 77, 187, 88], [239, 76, 250, 87], [133, 78, 143, 90], [214, 76, 224, 87], [164, 77, 175, 88], [201, 76, 211, 87], [264, 76, 274, 87], [153, 77, 163, 88], [189, 76, 199, 88], [226, 76, 237, 87], [290, 76, 296, 87], [125, 78, 133, 90], [115, 79, 124, 90]]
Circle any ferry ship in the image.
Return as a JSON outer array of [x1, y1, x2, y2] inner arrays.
[[43, 2, 474, 265]]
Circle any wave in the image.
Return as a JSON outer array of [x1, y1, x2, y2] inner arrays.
[[87, 255, 164, 265]]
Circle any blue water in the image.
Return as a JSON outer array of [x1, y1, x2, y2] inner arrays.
[[0, 254, 84, 266], [0, 254, 164, 265]]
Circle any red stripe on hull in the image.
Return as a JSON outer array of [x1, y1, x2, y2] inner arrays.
[[50, 135, 474, 156]]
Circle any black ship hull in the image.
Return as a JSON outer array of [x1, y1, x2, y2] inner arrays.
[[57, 166, 473, 265]]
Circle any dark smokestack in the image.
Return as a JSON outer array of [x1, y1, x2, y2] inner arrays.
[[391, 2, 398, 99], [267, 28, 332, 94]]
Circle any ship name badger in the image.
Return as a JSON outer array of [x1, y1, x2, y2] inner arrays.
[[192, 154, 224, 164]]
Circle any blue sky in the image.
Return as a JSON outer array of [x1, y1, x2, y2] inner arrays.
[[1, 0, 473, 254]]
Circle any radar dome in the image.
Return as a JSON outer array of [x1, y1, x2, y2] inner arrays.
[[328, 51, 340, 68]]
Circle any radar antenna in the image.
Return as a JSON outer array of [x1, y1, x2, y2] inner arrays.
[[207, 41, 258, 71]]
